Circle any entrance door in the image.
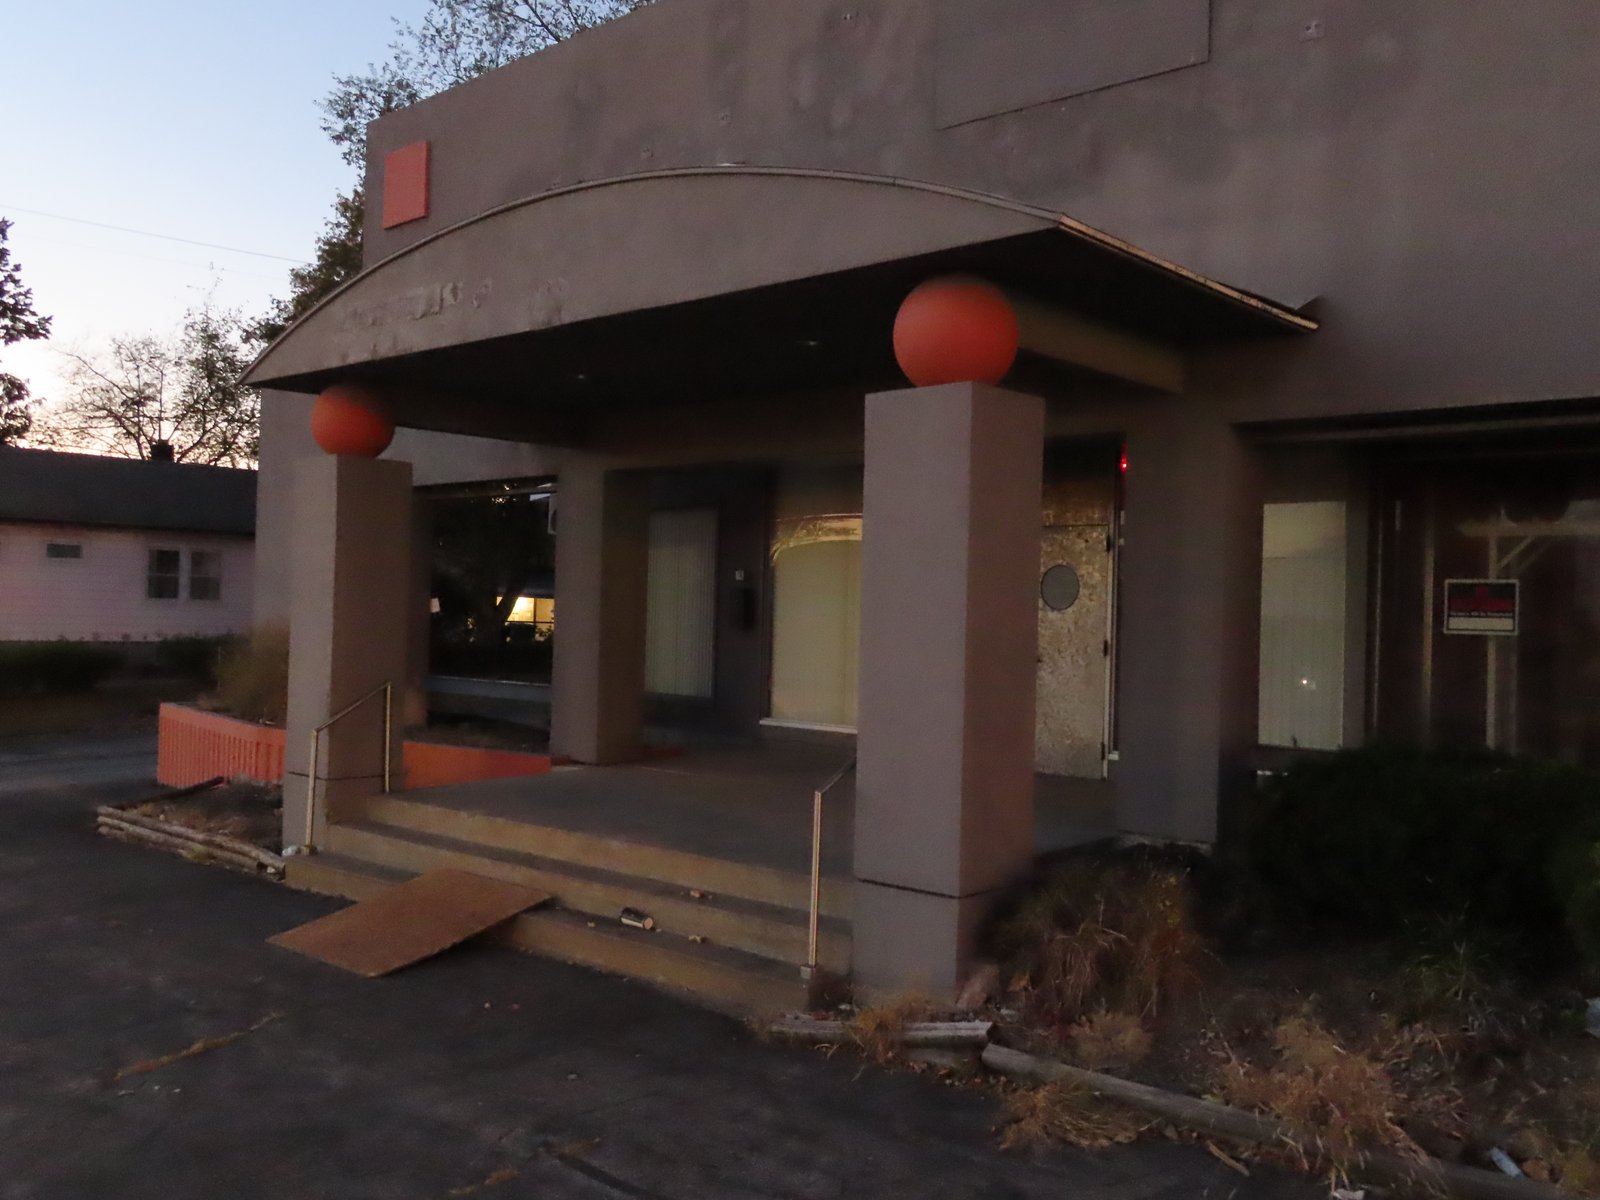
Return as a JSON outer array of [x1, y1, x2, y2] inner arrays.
[[646, 508, 718, 698], [1035, 488, 1116, 778]]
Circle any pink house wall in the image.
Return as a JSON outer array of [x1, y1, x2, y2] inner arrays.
[[0, 522, 255, 642]]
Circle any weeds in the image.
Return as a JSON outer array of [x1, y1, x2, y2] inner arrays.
[[1068, 1011, 1153, 1072], [1216, 1016, 1426, 1181], [999, 1080, 1148, 1151], [210, 624, 289, 725], [848, 993, 935, 1065], [994, 855, 1210, 1029]]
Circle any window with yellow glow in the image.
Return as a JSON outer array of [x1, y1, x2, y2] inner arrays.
[[506, 596, 555, 636]]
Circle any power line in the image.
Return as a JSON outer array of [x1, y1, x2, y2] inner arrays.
[[0, 203, 309, 264], [18, 229, 287, 283]]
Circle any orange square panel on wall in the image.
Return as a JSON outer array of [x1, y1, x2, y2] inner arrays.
[[382, 141, 430, 229]]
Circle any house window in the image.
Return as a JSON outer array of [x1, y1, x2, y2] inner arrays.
[[45, 542, 83, 559], [147, 548, 182, 600], [189, 550, 222, 601], [506, 596, 555, 637]]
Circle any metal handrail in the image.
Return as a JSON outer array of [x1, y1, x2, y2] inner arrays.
[[300, 681, 394, 853], [804, 755, 856, 979]]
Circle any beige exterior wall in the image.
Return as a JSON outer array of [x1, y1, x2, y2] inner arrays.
[[0, 521, 253, 642]]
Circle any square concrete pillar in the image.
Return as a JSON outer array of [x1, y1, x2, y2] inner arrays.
[[854, 382, 1044, 997], [283, 456, 414, 848], [1114, 408, 1263, 844], [550, 461, 650, 765]]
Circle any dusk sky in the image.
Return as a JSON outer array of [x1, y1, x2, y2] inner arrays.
[[6, 0, 429, 403]]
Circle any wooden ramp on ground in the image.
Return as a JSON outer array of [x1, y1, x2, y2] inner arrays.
[[270, 868, 549, 977]]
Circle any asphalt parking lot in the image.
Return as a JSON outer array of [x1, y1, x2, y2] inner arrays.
[[0, 735, 1318, 1199]]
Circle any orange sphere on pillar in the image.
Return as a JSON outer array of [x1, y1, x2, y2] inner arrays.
[[311, 384, 395, 457], [893, 276, 1020, 387]]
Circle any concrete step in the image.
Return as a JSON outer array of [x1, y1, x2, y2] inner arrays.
[[281, 852, 811, 1015], [325, 819, 852, 973], [285, 850, 404, 900], [361, 793, 852, 919]]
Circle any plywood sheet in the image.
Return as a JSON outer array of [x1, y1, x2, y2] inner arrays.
[[270, 869, 549, 977]]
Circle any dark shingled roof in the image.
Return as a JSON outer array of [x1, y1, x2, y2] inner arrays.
[[0, 446, 256, 536]]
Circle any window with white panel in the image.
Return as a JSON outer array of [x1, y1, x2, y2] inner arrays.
[[1259, 502, 1347, 750]]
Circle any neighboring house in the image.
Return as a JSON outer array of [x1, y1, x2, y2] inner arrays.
[[242, 1, 1600, 996], [0, 446, 255, 645]]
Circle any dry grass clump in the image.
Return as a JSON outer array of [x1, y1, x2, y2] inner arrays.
[[999, 1080, 1148, 1151], [848, 993, 935, 1065], [211, 624, 289, 725], [995, 856, 1211, 1029], [1216, 1016, 1426, 1179], [1068, 1011, 1154, 1071], [1502, 1115, 1600, 1196], [1503, 1081, 1600, 1196]]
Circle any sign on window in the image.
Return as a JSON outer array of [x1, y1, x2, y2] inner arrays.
[[1443, 579, 1519, 636]]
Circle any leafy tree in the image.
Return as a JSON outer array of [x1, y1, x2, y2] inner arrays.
[[0, 218, 53, 445], [322, 0, 655, 167], [245, 189, 365, 345], [35, 303, 260, 467], [251, 1, 652, 340]]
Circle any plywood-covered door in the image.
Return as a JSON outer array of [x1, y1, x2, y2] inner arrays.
[[1036, 525, 1113, 776]]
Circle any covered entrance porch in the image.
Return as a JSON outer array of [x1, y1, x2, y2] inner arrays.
[[285, 739, 1119, 1010], [246, 167, 1314, 1003]]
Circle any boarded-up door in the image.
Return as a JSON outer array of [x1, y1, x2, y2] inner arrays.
[[1035, 519, 1115, 779], [646, 509, 717, 698]]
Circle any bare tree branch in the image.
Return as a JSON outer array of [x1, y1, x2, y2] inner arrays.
[[35, 302, 258, 467]]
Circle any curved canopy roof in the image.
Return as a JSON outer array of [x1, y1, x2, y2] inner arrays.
[[246, 167, 1313, 423]]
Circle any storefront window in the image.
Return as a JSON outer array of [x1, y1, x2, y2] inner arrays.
[[1259, 502, 1347, 750], [1375, 454, 1600, 766]]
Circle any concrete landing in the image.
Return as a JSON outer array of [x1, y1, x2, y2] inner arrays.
[[393, 742, 1115, 879]]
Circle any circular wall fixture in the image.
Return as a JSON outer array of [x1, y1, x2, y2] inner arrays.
[[1040, 564, 1081, 612]]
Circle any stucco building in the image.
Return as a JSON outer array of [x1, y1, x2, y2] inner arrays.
[[249, 1, 1600, 999]]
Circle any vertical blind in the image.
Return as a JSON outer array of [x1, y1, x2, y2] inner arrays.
[[1259, 501, 1347, 750], [646, 508, 718, 698]]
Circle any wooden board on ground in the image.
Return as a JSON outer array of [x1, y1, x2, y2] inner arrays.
[[270, 868, 549, 977]]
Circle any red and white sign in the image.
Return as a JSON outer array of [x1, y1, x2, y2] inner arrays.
[[1443, 579, 1519, 636]]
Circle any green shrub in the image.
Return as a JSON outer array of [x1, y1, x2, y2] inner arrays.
[[210, 626, 289, 725], [1550, 830, 1600, 975], [155, 636, 236, 684], [1248, 745, 1600, 966], [0, 642, 124, 696]]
